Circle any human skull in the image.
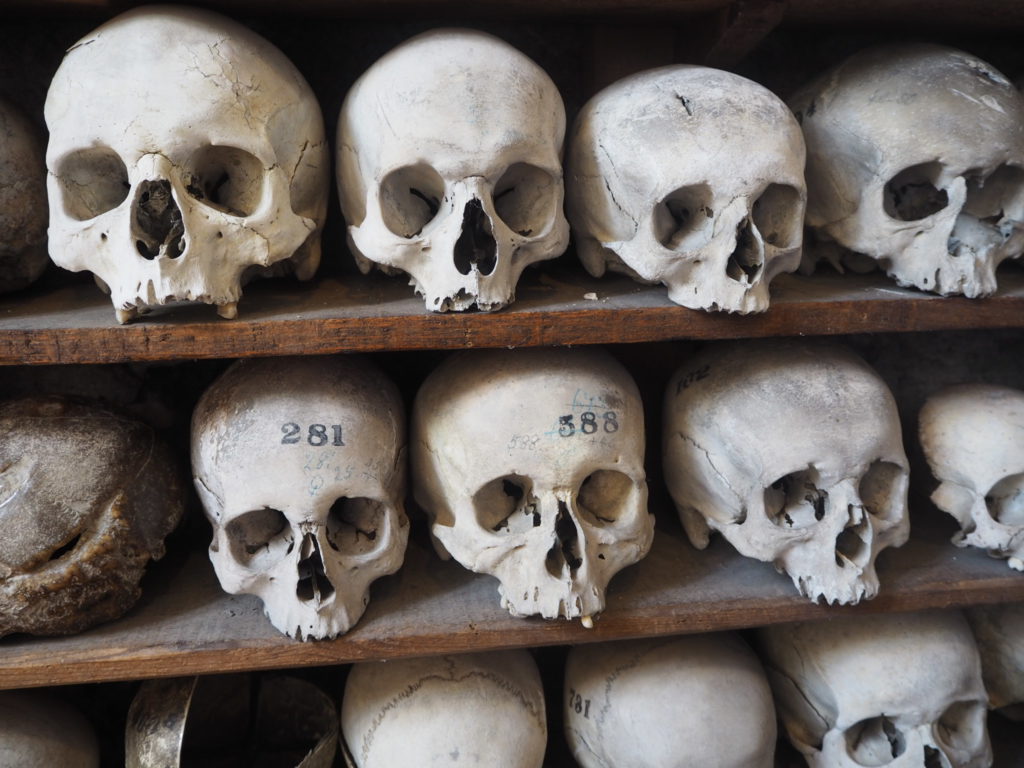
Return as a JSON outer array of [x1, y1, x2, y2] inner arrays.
[[564, 633, 776, 768], [0, 99, 48, 293], [411, 347, 651, 623], [793, 44, 1024, 297], [919, 384, 1024, 570], [566, 65, 805, 313], [0, 396, 184, 637], [966, 602, 1024, 720], [341, 650, 547, 767], [0, 690, 99, 767], [191, 355, 408, 641], [757, 611, 992, 768], [45, 5, 329, 323], [663, 340, 910, 605], [337, 28, 570, 312]]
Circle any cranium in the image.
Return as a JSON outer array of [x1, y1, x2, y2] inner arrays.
[[793, 44, 1024, 297], [411, 347, 652, 623], [0, 98, 48, 292], [191, 355, 408, 640], [966, 602, 1024, 720], [663, 340, 910, 605], [45, 5, 328, 322], [566, 65, 806, 313], [0, 690, 99, 767], [337, 28, 570, 312]]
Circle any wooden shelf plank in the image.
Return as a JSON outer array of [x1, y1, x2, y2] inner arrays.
[[1, 269, 1023, 365], [1, 517, 1021, 690]]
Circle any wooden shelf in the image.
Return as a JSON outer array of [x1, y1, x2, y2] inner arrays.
[[2, 268, 1024, 365], [2, 514, 1021, 690]]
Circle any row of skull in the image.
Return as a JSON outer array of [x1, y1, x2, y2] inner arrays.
[[3, 606, 1021, 767], [4, 7, 1023, 321]]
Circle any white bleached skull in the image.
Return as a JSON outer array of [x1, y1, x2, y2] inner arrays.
[[341, 650, 547, 768], [337, 28, 570, 312], [663, 340, 910, 605], [564, 633, 776, 768], [0, 690, 99, 767], [919, 384, 1024, 571], [411, 347, 651, 623], [966, 602, 1024, 719], [566, 65, 806, 313], [757, 611, 992, 768], [191, 355, 408, 641], [793, 44, 1024, 297], [45, 5, 329, 323], [0, 99, 48, 293]]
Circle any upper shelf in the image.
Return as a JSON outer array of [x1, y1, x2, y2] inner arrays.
[[1, 268, 1023, 365]]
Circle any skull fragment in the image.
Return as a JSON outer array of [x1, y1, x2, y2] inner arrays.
[[919, 384, 1024, 571], [0, 99, 48, 293], [45, 6, 329, 323], [411, 347, 652, 623], [663, 340, 910, 605], [757, 611, 992, 768], [191, 355, 408, 640], [337, 28, 570, 312], [566, 65, 806, 313], [793, 44, 1024, 297]]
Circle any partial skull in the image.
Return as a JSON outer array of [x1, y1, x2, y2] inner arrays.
[[337, 28, 570, 312], [564, 633, 776, 768], [0, 99, 48, 292], [793, 44, 1024, 297], [566, 65, 805, 313], [412, 347, 651, 624], [0, 396, 184, 637], [920, 384, 1024, 570], [663, 340, 909, 605], [45, 6, 329, 323], [0, 690, 99, 767], [342, 650, 546, 768], [757, 611, 991, 768], [967, 602, 1024, 720], [192, 355, 408, 640]]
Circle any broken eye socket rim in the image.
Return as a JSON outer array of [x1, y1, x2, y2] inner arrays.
[[764, 468, 828, 530], [472, 474, 538, 534], [883, 162, 949, 222]]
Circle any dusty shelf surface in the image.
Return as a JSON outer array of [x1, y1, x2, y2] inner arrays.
[[2, 518, 1022, 690], [1, 268, 1023, 365]]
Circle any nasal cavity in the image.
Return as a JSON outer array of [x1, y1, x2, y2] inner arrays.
[[296, 531, 334, 604], [923, 746, 944, 768], [545, 499, 583, 578], [453, 198, 497, 276], [725, 217, 763, 284], [134, 179, 185, 260]]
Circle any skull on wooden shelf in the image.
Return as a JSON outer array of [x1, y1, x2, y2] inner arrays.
[[920, 384, 1024, 570], [0, 690, 99, 767], [663, 340, 909, 605], [342, 650, 547, 768], [0, 99, 48, 293], [793, 44, 1024, 297], [44, 5, 328, 323], [411, 347, 652, 624], [191, 356, 408, 641], [0, 396, 184, 637], [564, 634, 776, 768], [566, 66, 806, 313], [336, 28, 570, 312], [967, 602, 1024, 720], [757, 611, 992, 768]]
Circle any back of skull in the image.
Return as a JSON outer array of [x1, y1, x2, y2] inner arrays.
[[967, 602, 1024, 717], [0, 690, 99, 767], [411, 347, 651, 622], [191, 355, 408, 641], [0, 99, 48, 293]]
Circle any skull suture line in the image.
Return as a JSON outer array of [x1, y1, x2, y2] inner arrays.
[[793, 44, 1024, 297], [337, 28, 570, 312], [919, 384, 1024, 571], [663, 340, 910, 605], [191, 356, 408, 641], [566, 65, 806, 314], [411, 347, 652, 624], [45, 5, 329, 323]]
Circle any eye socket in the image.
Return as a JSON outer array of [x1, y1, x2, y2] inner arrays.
[[859, 460, 907, 521], [752, 183, 802, 247], [56, 147, 129, 221], [985, 472, 1024, 526], [765, 469, 827, 529], [472, 475, 538, 534], [493, 163, 557, 238], [884, 162, 948, 221], [225, 507, 292, 570], [325, 496, 388, 556], [963, 165, 1024, 223], [844, 715, 906, 766], [576, 470, 635, 526], [935, 700, 987, 755], [652, 184, 713, 249], [186, 145, 264, 217], [380, 164, 445, 238]]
